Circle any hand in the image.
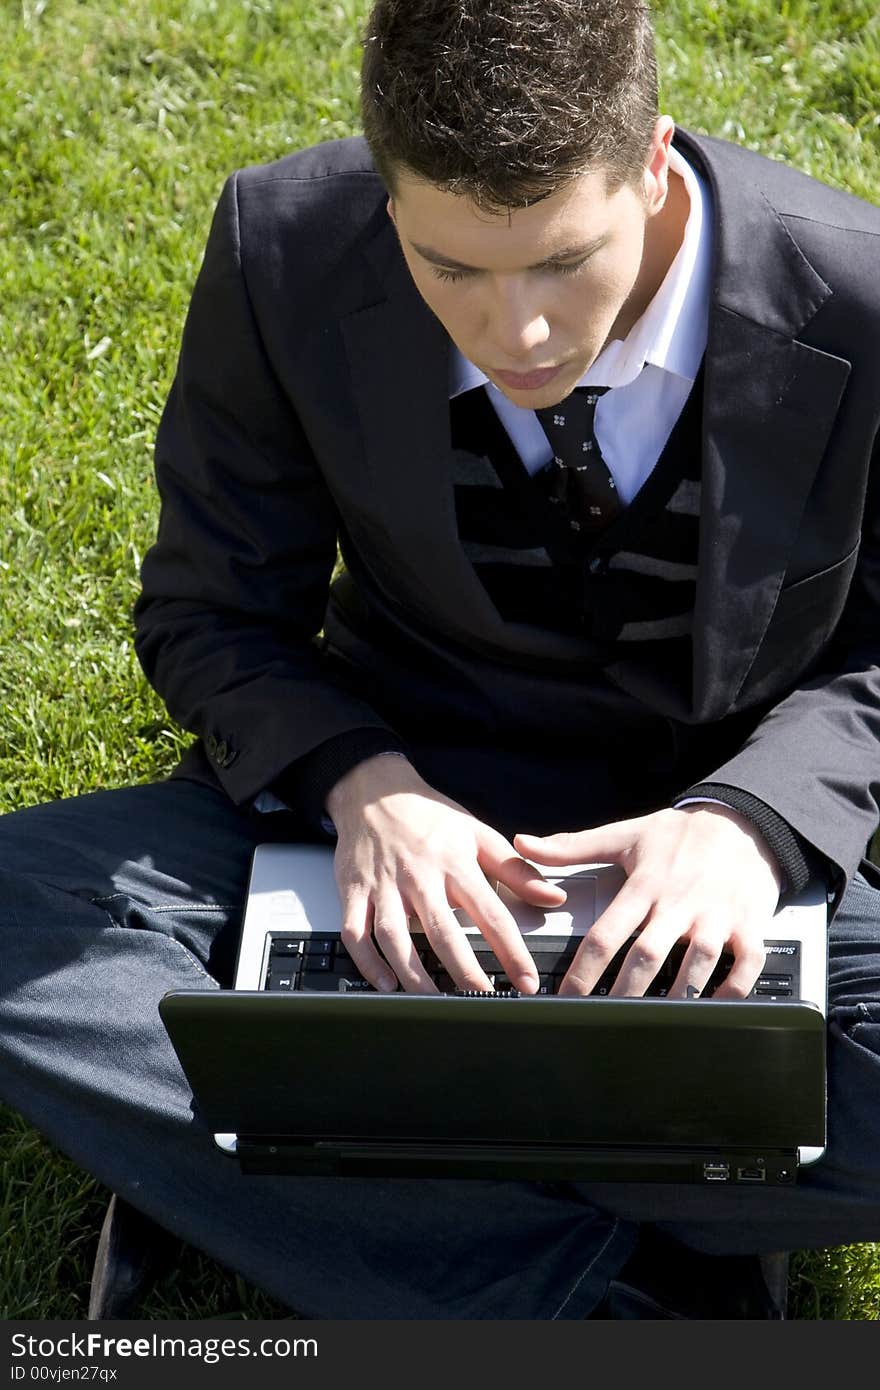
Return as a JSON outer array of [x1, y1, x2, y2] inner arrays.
[[326, 755, 568, 993], [514, 805, 783, 999]]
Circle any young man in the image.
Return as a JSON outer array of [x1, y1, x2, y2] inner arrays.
[[1, 0, 879, 1319]]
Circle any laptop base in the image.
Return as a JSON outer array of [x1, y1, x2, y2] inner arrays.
[[234, 1136, 800, 1184]]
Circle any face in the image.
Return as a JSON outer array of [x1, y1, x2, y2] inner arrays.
[[387, 118, 677, 409]]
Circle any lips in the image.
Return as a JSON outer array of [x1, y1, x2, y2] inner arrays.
[[492, 364, 563, 391]]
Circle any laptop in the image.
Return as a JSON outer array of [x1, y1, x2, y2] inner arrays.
[[159, 844, 828, 1185]]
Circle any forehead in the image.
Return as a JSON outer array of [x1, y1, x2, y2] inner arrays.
[[391, 168, 626, 269]]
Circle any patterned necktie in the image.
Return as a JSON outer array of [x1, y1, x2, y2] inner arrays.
[[534, 386, 621, 536]]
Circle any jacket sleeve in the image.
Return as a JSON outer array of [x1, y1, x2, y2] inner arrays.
[[684, 435, 880, 911], [134, 172, 405, 807]]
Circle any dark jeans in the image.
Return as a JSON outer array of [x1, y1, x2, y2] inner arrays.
[[1, 779, 878, 1316]]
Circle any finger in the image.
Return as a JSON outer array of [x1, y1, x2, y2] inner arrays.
[[476, 828, 569, 907], [368, 887, 440, 994], [448, 875, 539, 994], [338, 890, 400, 993], [664, 922, 726, 1000], [409, 881, 496, 992], [513, 823, 636, 868], [558, 883, 652, 996], [608, 913, 692, 998], [710, 927, 767, 1001]]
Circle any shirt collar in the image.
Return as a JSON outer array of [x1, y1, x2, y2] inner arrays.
[[449, 142, 711, 399]]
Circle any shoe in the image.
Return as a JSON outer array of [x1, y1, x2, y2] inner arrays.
[[87, 1194, 180, 1320], [588, 1228, 788, 1319]]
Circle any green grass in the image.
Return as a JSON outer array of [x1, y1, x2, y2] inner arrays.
[[0, 0, 878, 1319]]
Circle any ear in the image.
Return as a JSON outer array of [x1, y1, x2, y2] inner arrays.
[[386, 196, 396, 226], [643, 115, 675, 216]]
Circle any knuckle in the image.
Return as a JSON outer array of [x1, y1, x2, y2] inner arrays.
[[584, 926, 618, 957], [560, 972, 592, 996], [340, 920, 368, 950], [688, 935, 719, 968], [371, 917, 400, 948], [742, 950, 767, 977], [629, 939, 664, 972], [724, 977, 753, 1001], [423, 912, 453, 942], [729, 930, 766, 967]]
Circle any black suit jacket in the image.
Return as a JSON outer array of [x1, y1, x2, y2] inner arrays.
[[134, 130, 880, 905]]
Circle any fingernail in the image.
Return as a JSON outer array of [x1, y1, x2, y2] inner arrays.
[[515, 973, 540, 995]]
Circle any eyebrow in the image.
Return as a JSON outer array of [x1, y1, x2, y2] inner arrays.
[[409, 235, 607, 273]]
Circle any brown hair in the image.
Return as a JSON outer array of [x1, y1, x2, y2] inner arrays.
[[361, 0, 659, 209]]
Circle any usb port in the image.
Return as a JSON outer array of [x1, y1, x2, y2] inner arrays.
[[755, 987, 792, 997], [736, 1165, 766, 1183], [703, 1162, 730, 1182]]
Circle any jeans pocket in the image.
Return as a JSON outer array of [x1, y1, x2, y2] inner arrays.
[[831, 1002, 880, 1063]]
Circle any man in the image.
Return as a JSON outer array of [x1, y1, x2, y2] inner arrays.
[[1, 0, 879, 1319]]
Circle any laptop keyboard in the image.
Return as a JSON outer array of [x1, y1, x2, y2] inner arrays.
[[263, 932, 801, 999]]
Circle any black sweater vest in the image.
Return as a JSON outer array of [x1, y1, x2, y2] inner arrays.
[[449, 368, 704, 693]]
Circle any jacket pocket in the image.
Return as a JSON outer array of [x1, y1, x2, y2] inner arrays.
[[738, 543, 860, 702]]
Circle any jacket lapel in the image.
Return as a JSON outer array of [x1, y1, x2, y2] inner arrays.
[[693, 311, 850, 721], [677, 131, 851, 721], [341, 251, 513, 639]]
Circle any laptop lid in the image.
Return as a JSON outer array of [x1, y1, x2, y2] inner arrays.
[[159, 988, 826, 1185]]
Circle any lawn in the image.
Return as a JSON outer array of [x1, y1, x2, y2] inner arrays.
[[1, 0, 879, 1319]]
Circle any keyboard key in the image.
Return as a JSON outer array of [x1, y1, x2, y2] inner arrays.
[[305, 938, 337, 957], [299, 972, 345, 992], [521, 945, 579, 973], [308, 954, 333, 972], [472, 957, 502, 977], [270, 938, 304, 957]]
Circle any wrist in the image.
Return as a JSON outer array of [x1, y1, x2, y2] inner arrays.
[[673, 782, 828, 899], [325, 751, 421, 823], [677, 802, 784, 896]]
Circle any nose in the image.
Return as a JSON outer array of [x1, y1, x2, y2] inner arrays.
[[486, 277, 551, 361]]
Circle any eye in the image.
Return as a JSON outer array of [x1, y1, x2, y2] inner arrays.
[[430, 265, 469, 284], [550, 257, 589, 276]]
